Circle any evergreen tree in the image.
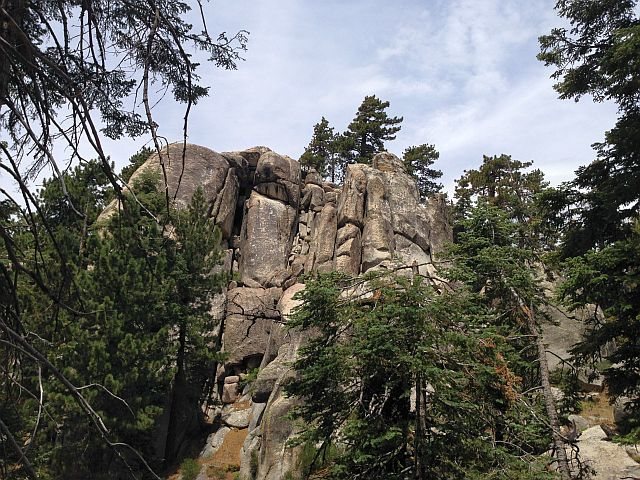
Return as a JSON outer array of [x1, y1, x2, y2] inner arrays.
[[3, 167, 225, 478], [345, 95, 403, 164], [538, 0, 640, 253], [299, 117, 337, 180], [539, 0, 640, 438], [0, 2, 247, 475], [287, 269, 557, 480], [402, 144, 443, 201], [447, 202, 573, 479], [121, 146, 154, 183], [558, 223, 640, 439], [454, 154, 550, 249]]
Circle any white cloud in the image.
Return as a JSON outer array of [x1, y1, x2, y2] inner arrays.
[[4, 0, 615, 198]]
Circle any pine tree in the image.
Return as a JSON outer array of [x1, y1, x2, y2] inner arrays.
[[539, 1, 640, 438], [121, 146, 154, 183], [447, 203, 572, 479], [4, 168, 225, 478], [286, 270, 557, 480], [402, 144, 443, 201], [345, 95, 403, 164], [299, 117, 337, 180], [454, 154, 550, 249], [538, 0, 640, 253]]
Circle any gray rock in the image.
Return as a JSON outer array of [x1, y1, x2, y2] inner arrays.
[[222, 408, 252, 429], [307, 203, 337, 273], [210, 166, 240, 239], [249, 402, 267, 433], [336, 223, 360, 247], [223, 287, 284, 369], [614, 396, 633, 426], [239, 191, 298, 285], [253, 352, 293, 403], [335, 235, 362, 276], [278, 283, 305, 323], [255, 389, 301, 480], [423, 193, 453, 255], [337, 164, 367, 228], [222, 382, 239, 404], [254, 151, 301, 208], [200, 426, 231, 458], [575, 426, 640, 479], [361, 174, 395, 271], [265, 269, 291, 288], [239, 431, 261, 480], [568, 414, 590, 433], [394, 235, 431, 276], [372, 151, 406, 173], [306, 183, 325, 210], [225, 375, 240, 384], [304, 168, 323, 186], [98, 144, 235, 226]]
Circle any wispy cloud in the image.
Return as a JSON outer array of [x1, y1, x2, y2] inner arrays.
[[122, 0, 618, 193]]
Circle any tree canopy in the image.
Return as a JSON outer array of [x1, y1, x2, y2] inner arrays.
[[286, 270, 557, 480], [402, 144, 443, 200], [0, 2, 247, 477], [539, 0, 640, 441], [538, 0, 640, 253], [345, 95, 403, 164], [299, 117, 338, 180]]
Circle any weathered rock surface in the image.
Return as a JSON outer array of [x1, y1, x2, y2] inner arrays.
[[201, 426, 231, 458], [117, 146, 454, 480], [223, 287, 283, 372], [99, 143, 241, 239], [239, 192, 298, 285], [576, 426, 640, 479]]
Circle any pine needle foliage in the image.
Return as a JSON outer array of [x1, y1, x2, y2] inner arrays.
[[285, 271, 556, 480]]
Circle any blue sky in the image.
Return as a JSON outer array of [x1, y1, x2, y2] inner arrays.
[[86, 1, 619, 193]]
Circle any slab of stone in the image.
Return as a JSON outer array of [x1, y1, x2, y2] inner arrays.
[[200, 426, 231, 458], [222, 408, 252, 429]]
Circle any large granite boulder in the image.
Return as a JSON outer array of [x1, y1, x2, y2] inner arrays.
[[337, 164, 367, 228], [109, 144, 456, 480], [222, 287, 284, 372], [254, 151, 301, 207], [99, 143, 241, 238], [239, 192, 298, 285]]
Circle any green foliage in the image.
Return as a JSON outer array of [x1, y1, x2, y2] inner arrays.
[[2, 2, 247, 476], [121, 146, 154, 183], [539, 0, 640, 255], [299, 117, 337, 179], [402, 143, 443, 200], [1, 0, 248, 147], [180, 458, 201, 480], [3, 164, 226, 477], [454, 154, 552, 250], [286, 271, 555, 479], [549, 368, 583, 417], [538, 0, 639, 110], [344, 95, 403, 163], [559, 223, 640, 420], [539, 0, 640, 444]]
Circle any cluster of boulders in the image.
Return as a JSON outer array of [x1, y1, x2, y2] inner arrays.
[[114, 143, 640, 480], [119, 143, 451, 479]]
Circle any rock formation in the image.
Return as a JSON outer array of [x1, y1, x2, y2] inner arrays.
[[116, 143, 452, 479]]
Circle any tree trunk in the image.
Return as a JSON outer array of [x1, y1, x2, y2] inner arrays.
[[164, 321, 188, 466], [527, 304, 572, 480]]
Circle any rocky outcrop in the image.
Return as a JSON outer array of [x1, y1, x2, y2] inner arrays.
[[119, 145, 453, 479], [574, 426, 640, 479]]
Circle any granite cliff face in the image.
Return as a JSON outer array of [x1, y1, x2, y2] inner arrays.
[[117, 143, 452, 478]]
